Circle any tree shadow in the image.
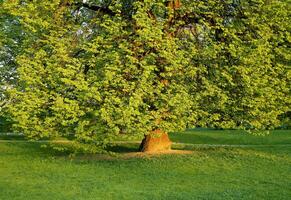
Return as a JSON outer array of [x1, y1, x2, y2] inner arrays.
[[106, 143, 140, 153], [4, 140, 142, 160], [0, 134, 25, 140], [4, 141, 74, 158]]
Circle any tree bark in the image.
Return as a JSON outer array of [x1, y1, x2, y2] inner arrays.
[[139, 130, 172, 152]]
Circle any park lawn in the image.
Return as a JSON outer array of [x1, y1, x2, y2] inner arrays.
[[170, 129, 291, 145], [0, 129, 291, 200]]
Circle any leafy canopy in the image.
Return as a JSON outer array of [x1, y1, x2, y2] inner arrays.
[[1, 0, 290, 151]]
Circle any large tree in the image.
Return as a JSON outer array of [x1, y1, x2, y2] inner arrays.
[[1, 0, 290, 152]]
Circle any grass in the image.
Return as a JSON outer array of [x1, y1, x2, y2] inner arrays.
[[170, 129, 291, 145], [0, 129, 291, 200]]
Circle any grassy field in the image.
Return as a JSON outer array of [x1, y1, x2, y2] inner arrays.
[[170, 129, 291, 145], [0, 129, 291, 200]]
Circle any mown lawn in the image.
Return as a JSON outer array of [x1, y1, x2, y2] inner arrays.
[[0, 129, 291, 200], [170, 129, 291, 145]]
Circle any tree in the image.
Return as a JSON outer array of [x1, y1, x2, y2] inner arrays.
[[0, 4, 25, 132], [1, 0, 290, 152]]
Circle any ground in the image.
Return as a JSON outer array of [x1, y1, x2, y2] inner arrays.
[[0, 129, 290, 200]]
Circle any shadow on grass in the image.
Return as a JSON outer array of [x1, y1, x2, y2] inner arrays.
[[106, 143, 140, 153], [0, 134, 25, 140], [4, 139, 141, 160], [4, 141, 74, 158]]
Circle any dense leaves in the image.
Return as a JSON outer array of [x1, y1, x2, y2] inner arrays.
[[1, 0, 290, 151]]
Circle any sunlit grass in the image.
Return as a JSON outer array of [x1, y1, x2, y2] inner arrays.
[[0, 129, 290, 200]]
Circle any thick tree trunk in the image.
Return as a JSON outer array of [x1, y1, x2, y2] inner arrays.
[[139, 130, 172, 152]]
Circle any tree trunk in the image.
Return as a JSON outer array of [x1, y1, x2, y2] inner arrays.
[[139, 130, 172, 152]]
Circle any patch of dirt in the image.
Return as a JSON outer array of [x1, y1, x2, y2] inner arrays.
[[66, 150, 193, 161], [122, 150, 193, 159]]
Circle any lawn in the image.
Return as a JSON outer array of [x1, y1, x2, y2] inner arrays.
[[0, 129, 291, 200]]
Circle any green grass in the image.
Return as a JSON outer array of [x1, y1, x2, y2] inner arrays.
[[170, 129, 291, 145], [0, 129, 291, 200]]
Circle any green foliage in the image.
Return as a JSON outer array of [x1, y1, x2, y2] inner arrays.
[[1, 0, 290, 151], [279, 111, 291, 129], [0, 3, 24, 131], [0, 115, 12, 132]]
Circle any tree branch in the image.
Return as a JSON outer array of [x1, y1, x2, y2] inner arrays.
[[73, 2, 115, 16]]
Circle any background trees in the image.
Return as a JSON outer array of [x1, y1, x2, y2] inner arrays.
[[1, 0, 290, 151], [0, 5, 24, 132]]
